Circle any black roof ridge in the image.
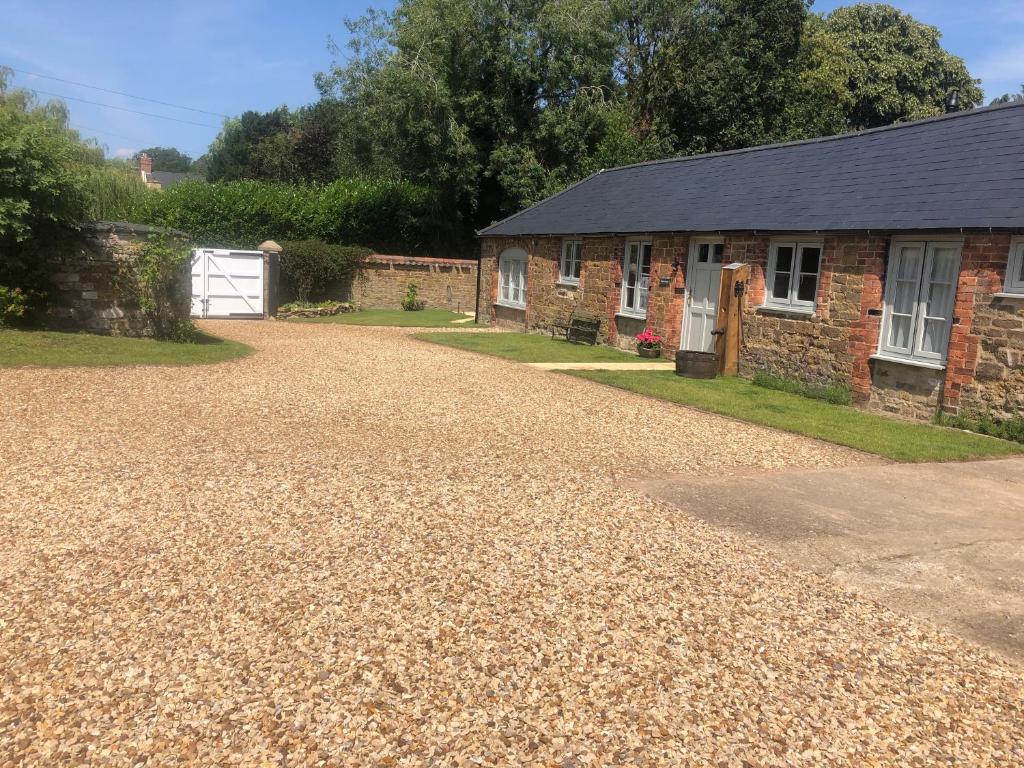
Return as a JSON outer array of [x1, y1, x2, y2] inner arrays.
[[477, 169, 605, 236], [598, 101, 1024, 176]]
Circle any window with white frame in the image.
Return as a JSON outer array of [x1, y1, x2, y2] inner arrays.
[[560, 239, 582, 285], [764, 240, 822, 311], [621, 240, 652, 317], [1004, 237, 1024, 295], [497, 248, 528, 309], [878, 240, 961, 366]]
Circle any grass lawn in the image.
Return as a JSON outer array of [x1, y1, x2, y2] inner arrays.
[[292, 308, 477, 328], [0, 329, 252, 368], [565, 370, 1024, 462], [414, 331, 654, 363]]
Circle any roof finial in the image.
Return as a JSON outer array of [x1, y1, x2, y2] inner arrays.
[[945, 90, 961, 114]]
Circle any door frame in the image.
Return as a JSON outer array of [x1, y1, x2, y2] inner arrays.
[[679, 235, 726, 351]]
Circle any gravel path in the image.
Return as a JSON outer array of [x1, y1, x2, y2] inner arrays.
[[1, 320, 1021, 767]]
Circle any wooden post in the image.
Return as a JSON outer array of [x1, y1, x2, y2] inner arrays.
[[715, 263, 750, 376]]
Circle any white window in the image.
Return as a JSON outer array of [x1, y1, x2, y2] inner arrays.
[[878, 240, 962, 366], [497, 248, 527, 309], [621, 240, 652, 317], [560, 240, 582, 285], [1004, 237, 1024, 295], [765, 240, 822, 311]]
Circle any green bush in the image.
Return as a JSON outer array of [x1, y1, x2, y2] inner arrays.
[[279, 240, 370, 303], [0, 285, 30, 326], [401, 281, 424, 311], [127, 232, 196, 341], [134, 177, 430, 253], [938, 411, 1024, 445], [751, 372, 854, 405]]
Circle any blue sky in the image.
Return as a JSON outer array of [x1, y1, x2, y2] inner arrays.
[[0, 0, 1021, 161]]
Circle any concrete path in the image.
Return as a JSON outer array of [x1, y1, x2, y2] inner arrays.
[[635, 457, 1024, 660], [527, 361, 676, 370]]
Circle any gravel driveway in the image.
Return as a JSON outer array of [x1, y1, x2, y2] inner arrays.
[[1, 321, 1021, 766]]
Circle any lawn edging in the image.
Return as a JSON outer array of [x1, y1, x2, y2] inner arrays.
[[562, 369, 1023, 463]]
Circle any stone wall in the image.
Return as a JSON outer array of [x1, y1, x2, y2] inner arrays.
[[951, 233, 1024, 418], [349, 255, 477, 312], [44, 222, 190, 337], [478, 231, 1023, 422]]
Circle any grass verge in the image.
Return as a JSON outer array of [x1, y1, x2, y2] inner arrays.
[[564, 370, 1024, 462], [0, 329, 252, 368], [414, 331, 655, 363], [292, 308, 476, 328]]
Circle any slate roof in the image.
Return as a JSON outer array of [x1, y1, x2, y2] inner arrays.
[[147, 170, 193, 188], [479, 102, 1024, 237]]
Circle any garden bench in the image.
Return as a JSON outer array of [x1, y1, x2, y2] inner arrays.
[[551, 313, 601, 345]]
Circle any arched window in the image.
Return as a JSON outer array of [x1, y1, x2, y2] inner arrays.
[[497, 248, 528, 309]]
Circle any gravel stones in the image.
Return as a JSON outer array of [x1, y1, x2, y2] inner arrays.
[[0, 321, 1021, 766]]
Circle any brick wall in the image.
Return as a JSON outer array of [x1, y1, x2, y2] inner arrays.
[[44, 222, 190, 337], [349, 255, 477, 312]]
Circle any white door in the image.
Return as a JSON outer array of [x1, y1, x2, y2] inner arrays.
[[682, 239, 725, 352], [190, 249, 265, 318]]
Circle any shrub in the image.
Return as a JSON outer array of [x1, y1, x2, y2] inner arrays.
[[135, 177, 430, 254], [938, 411, 1024, 445], [751, 372, 854, 405], [401, 281, 424, 311], [0, 285, 30, 326], [279, 240, 370, 303], [130, 232, 195, 341]]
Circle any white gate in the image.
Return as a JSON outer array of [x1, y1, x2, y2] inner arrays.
[[190, 249, 265, 319]]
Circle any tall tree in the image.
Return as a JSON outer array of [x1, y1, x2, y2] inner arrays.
[[810, 3, 982, 130], [131, 146, 193, 172]]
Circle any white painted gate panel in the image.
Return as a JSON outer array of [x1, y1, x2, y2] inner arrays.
[[190, 249, 265, 318]]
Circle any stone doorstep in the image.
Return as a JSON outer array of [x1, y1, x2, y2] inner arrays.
[[526, 361, 676, 371]]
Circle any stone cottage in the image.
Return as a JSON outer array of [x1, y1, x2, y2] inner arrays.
[[475, 102, 1024, 421]]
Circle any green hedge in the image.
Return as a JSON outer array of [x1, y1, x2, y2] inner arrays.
[[279, 240, 371, 303], [133, 177, 430, 253]]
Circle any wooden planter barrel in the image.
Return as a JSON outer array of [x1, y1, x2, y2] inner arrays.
[[675, 350, 720, 378], [637, 346, 661, 359]]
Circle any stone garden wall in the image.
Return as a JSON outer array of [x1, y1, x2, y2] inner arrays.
[[350, 255, 477, 312], [44, 222, 191, 337]]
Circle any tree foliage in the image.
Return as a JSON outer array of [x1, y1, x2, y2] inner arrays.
[[132, 146, 193, 172], [197, 1, 983, 251], [0, 66, 101, 292]]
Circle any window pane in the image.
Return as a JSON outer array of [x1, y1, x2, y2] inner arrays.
[[698, 244, 709, 263], [925, 282, 952, 319], [921, 318, 948, 354], [797, 274, 817, 303], [775, 246, 793, 273], [930, 248, 958, 283], [889, 315, 912, 349], [640, 243, 652, 272], [893, 280, 917, 315], [897, 248, 922, 279], [800, 247, 821, 275], [772, 271, 791, 301], [711, 244, 724, 264]]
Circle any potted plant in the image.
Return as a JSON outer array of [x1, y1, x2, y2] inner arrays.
[[635, 328, 663, 358]]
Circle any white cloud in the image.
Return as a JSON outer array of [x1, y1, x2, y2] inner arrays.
[[112, 147, 136, 159]]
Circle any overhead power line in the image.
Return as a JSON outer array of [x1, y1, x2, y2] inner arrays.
[[8, 66, 229, 118], [26, 87, 220, 129]]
